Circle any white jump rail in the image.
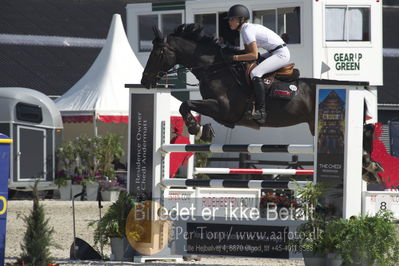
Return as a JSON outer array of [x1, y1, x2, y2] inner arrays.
[[161, 178, 309, 189], [161, 144, 314, 154], [194, 168, 314, 175]]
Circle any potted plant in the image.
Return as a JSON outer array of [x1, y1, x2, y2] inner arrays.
[[292, 181, 399, 266], [259, 191, 300, 219], [89, 191, 136, 260], [56, 142, 76, 200], [289, 181, 328, 265], [85, 178, 100, 201], [321, 211, 399, 266], [54, 170, 71, 200], [71, 176, 85, 200], [97, 134, 124, 180], [100, 178, 125, 201], [56, 134, 124, 201]]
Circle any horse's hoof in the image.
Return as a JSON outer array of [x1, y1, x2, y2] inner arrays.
[[364, 161, 384, 174], [362, 171, 381, 184], [200, 123, 215, 142], [188, 124, 201, 135]]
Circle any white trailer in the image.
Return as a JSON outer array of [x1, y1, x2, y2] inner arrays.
[[0, 87, 63, 192]]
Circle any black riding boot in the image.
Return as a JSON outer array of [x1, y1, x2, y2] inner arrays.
[[252, 77, 268, 124]]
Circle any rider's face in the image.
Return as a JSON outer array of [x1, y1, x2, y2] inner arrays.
[[228, 17, 240, 30]]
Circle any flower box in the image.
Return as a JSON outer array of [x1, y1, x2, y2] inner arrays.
[[86, 182, 99, 201], [71, 184, 84, 200], [58, 180, 71, 200], [101, 190, 120, 202]]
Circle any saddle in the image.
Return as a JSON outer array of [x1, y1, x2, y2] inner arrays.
[[245, 62, 300, 89]]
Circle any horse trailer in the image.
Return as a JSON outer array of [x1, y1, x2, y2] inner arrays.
[[0, 87, 63, 192]]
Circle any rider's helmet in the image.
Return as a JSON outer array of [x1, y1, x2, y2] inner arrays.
[[226, 4, 250, 20]]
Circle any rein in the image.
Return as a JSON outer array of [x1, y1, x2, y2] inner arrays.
[[157, 62, 242, 87], [156, 62, 230, 86]]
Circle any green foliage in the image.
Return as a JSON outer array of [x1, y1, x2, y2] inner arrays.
[[54, 175, 68, 187], [291, 181, 399, 265], [289, 181, 328, 254], [55, 141, 76, 180], [20, 181, 57, 265], [194, 138, 212, 179], [73, 135, 100, 179], [295, 181, 327, 220], [89, 191, 136, 250], [97, 134, 124, 179], [56, 134, 124, 183], [322, 211, 399, 266]]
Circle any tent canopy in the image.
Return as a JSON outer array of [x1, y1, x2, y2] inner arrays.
[[55, 14, 143, 124]]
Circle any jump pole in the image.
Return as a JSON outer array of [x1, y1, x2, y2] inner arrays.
[[161, 144, 314, 154], [194, 168, 314, 175], [161, 178, 309, 189]]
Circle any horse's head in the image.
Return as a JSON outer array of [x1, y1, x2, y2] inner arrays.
[[141, 27, 177, 89]]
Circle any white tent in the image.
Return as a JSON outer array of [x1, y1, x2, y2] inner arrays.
[[55, 14, 142, 162], [55, 14, 141, 128]]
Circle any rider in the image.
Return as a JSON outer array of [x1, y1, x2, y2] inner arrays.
[[226, 4, 290, 123]]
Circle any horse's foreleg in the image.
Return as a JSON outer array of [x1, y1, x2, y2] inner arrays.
[[180, 99, 223, 141]]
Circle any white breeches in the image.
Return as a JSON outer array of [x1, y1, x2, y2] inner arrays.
[[250, 47, 290, 79]]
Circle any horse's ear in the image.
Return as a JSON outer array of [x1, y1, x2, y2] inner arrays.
[[152, 26, 164, 41]]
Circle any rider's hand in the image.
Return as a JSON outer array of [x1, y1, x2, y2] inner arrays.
[[223, 53, 235, 64]]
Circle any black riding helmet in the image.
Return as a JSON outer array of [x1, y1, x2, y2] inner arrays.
[[226, 4, 250, 20]]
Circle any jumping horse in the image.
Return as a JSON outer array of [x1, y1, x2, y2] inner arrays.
[[140, 23, 381, 184]]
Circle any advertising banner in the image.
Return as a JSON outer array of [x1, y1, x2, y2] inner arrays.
[[317, 89, 346, 217], [129, 94, 154, 201]]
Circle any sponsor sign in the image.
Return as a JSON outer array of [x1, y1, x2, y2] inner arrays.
[[129, 94, 154, 201]]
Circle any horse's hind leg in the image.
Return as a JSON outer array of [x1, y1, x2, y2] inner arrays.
[[179, 99, 224, 141]]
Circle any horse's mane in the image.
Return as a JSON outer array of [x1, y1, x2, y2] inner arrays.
[[171, 23, 241, 55], [171, 23, 219, 48]]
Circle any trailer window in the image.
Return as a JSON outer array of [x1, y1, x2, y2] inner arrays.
[[194, 14, 217, 37], [139, 13, 183, 52], [253, 7, 301, 44], [162, 14, 181, 35], [139, 15, 158, 52], [326, 7, 370, 42], [194, 12, 240, 48], [16, 102, 43, 123]]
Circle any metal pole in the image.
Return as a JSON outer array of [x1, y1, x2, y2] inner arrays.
[[93, 112, 98, 137], [72, 191, 84, 259], [97, 185, 103, 259]]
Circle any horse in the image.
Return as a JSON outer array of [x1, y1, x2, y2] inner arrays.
[[140, 23, 381, 184]]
